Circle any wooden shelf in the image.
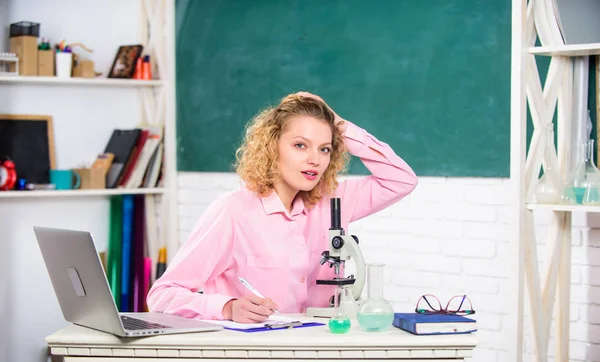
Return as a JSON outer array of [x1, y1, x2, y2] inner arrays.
[[528, 43, 600, 57], [526, 203, 600, 213], [0, 75, 163, 87], [0, 187, 166, 199]]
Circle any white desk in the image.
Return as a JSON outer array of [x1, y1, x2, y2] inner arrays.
[[46, 316, 477, 361]]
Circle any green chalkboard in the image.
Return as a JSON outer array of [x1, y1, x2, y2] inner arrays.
[[175, 0, 511, 176]]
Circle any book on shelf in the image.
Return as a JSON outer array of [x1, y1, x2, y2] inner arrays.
[[104, 129, 140, 188], [103, 126, 163, 189], [393, 313, 477, 335]]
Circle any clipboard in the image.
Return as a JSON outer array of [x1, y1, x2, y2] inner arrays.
[[201, 315, 326, 333], [225, 321, 325, 333]]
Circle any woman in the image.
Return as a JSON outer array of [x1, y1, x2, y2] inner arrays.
[[147, 92, 417, 323]]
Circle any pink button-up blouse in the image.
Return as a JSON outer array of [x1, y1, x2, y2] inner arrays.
[[146, 121, 418, 320]]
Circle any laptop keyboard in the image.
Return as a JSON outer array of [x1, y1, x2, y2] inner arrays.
[[121, 315, 171, 330]]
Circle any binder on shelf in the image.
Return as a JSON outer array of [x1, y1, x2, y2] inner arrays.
[[104, 129, 141, 188], [106, 194, 154, 313], [131, 194, 146, 312], [118, 130, 149, 187], [120, 195, 134, 312], [123, 126, 163, 189], [107, 196, 123, 310]]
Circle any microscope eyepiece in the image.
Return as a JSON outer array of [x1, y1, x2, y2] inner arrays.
[[330, 198, 341, 230]]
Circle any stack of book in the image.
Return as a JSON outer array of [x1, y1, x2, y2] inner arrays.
[[393, 313, 477, 335], [102, 126, 164, 189]]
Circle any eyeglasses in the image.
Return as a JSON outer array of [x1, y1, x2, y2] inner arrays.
[[415, 294, 475, 316]]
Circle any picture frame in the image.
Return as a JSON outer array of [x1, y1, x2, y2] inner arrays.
[[107, 44, 143, 79], [0, 114, 56, 184]]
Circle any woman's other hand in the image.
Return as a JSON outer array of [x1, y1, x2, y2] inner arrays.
[[295, 91, 347, 134], [222, 296, 279, 323]]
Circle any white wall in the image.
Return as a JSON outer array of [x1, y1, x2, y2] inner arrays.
[[0, 1, 142, 361], [177, 172, 600, 362]]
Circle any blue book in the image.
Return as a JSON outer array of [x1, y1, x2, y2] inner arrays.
[[393, 313, 477, 335], [120, 195, 134, 312]]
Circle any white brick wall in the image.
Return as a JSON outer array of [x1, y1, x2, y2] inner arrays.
[[176, 173, 600, 362]]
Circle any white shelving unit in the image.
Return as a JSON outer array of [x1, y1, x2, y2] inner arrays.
[[0, 3, 179, 361], [0, 75, 164, 87], [529, 43, 600, 57], [526, 203, 600, 213], [510, 1, 598, 361], [0, 187, 166, 198], [0, 1, 178, 252]]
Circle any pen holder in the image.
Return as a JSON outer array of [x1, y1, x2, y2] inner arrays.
[[55, 52, 72, 78]]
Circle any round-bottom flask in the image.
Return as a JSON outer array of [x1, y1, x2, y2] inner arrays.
[[328, 286, 351, 334], [535, 123, 562, 204], [564, 140, 600, 204], [357, 263, 394, 332]]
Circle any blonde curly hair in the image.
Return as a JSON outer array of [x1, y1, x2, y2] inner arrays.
[[234, 94, 349, 206]]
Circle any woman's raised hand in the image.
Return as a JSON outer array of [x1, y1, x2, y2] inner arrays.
[[295, 91, 347, 134]]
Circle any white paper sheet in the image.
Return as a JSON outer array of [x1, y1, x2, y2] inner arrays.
[[201, 315, 299, 330]]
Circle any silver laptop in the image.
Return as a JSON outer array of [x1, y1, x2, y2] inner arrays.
[[33, 226, 223, 337]]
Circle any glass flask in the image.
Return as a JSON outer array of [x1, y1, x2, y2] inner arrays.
[[584, 141, 600, 205], [357, 263, 394, 332], [328, 286, 351, 334], [339, 285, 358, 319], [564, 139, 600, 204], [534, 124, 562, 204]]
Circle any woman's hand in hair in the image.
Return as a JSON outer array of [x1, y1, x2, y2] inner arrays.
[[295, 91, 347, 134]]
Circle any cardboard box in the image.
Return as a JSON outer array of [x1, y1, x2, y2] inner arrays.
[[38, 50, 54, 76], [73, 168, 106, 189], [73, 59, 95, 78], [9, 35, 38, 76]]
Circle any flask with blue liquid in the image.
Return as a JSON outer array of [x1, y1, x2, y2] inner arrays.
[[357, 263, 394, 332], [563, 139, 600, 204], [328, 286, 351, 334]]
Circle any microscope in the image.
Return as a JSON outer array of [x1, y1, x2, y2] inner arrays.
[[305, 198, 366, 318]]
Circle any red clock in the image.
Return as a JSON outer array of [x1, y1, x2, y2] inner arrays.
[[0, 157, 17, 191]]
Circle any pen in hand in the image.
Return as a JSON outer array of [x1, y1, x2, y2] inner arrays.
[[238, 277, 280, 315]]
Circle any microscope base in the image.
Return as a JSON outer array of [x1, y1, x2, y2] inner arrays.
[[304, 307, 334, 318]]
